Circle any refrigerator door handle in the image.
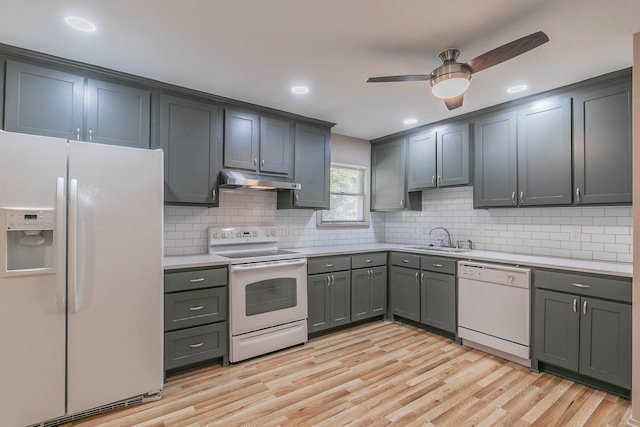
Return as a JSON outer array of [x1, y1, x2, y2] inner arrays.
[[55, 177, 66, 314], [69, 178, 79, 313]]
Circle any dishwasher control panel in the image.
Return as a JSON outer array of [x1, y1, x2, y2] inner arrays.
[[458, 261, 530, 288]]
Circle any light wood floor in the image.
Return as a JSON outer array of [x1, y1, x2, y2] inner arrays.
[[63, 321, 631, 427]]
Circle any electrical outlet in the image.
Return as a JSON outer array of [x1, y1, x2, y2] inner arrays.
[[570, 227, 581, 242], [286, 228, 293, 237]]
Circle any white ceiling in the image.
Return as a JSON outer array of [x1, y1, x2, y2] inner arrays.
[[1, 0, 639, 140]]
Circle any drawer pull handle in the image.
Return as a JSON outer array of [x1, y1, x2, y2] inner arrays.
[[366, 259, 372, 263], [190, 278, 205, 283], [189, 306, 204, 311], [433, 263, 443, 268], [403, 259, 410, 263], [571, 283, 590, 289], [325, 264, 334, 267], [190, 342, 204, 348]]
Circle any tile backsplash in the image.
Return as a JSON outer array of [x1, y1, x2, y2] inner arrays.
[[164, 186, 632, 263]]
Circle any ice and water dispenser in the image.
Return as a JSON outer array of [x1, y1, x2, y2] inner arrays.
[[1, 208, 56, 276]]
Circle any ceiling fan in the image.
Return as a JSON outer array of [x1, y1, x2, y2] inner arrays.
[[367, 31, 549, 110]]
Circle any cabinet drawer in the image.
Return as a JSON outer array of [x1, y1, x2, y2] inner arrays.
[[164, 322, 227, 371], [534, 269, 631, 303], [420, 256, 456, 275], [164, 267, 228, 293], [351, 253, 386, 269], [390, 252, 420, 269], [164, 287, 228, 332], [307, 256, 351, 274]]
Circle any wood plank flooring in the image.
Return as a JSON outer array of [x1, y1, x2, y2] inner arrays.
[[63, 321, 631, 427]]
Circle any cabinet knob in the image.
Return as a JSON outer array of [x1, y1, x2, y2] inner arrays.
[[212, 189, 216, 200], [520, 191, 524, 205], [294, 194, 299, 206], [76, 126, 81, 140], [88, 128, 93, 142], [432, 176, 436, 185], [576, 187, 582, 203], [437, 175, 441, 186], [583, 300, 588, 315], [511, 192, 516, 205], [254, 158, 258, 166], [261, 159, 265, 167]]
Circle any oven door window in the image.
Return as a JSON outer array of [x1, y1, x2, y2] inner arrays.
[[245, 278, 297, 316]]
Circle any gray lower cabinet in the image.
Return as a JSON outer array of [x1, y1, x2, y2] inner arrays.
[[389, 253, 421, 322], [533, 270, 631, 391], [160, 94, 222, 206], [573, 82, 632, 205], [307, 256, 351, 333], [350, 253, 387, 322], [163, 266, 228, 374], [4, 60, 151, 147], [278, 124, 331, 209], [419, 256, 456, 333]]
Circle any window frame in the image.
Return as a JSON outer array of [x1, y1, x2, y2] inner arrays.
[[317, 162, 370, 228]]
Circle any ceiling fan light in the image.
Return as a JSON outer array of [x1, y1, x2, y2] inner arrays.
[[431, 77, 471, 99]]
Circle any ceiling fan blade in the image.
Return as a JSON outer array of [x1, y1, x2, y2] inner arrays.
[[367, 75, 431, 83], [465, 31, 549, 73], [444, 95, 464, 110]]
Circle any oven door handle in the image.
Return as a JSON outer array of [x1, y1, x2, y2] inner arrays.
[[229, 258, 307, 271]]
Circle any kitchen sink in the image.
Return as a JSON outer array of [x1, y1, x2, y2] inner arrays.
[[409, 246, 470, 253]]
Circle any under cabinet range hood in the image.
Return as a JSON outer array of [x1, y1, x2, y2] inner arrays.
[[218, 169, 301, 191]]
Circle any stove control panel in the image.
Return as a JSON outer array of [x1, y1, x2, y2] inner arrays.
[[208, 226, 278, 245]]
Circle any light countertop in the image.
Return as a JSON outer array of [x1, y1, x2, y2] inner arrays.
[[164, 244, 632, 278]]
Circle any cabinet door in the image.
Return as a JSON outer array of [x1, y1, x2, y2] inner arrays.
[[4, 60, 84, 139], [351, 269, 371, 322], [573, 82, 632, 205], [473, 111, 517, 207], [437, 123, 470, 187], [517, 98, 572, 206], [579, 298, 631, 389], [371, 139, 406, 210], [259, 117, 292, 175], [420, 271, 456, 333], [330, 271, 351, 327], [223, 109, 259, 171], [369, 266, 387, 318], [86, 79, 151, 148], [160, 94, 221, 206], [533, 289, 580, 371], [407, 131, 436, 190], [307, 274, 332, 333], [290, 124, 331, 209], [389, 266, 420, 322]]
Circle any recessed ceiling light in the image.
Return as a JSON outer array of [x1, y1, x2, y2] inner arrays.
[[507, 84, 528, 93], [291, 86, 309, 94], [403, 119, 417, 125], [65, 16, 96, 32]]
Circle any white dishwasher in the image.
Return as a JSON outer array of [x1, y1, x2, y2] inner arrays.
[[457, 261, 531, 367]]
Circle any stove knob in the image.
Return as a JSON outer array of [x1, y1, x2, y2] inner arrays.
[[271, 229, 276, 236], [221, 232, 228, 239], [213, 232, 220, 239]]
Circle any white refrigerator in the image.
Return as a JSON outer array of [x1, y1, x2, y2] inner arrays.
[[0, 131, 164, 427]]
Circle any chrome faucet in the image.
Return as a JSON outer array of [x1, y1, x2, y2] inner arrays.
[[429, 227, 453, 248]]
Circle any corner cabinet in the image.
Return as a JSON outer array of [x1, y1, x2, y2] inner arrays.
[[371, 139, 421, 211], [160, 94, 222, 206], [533, 269, 631, 393], [277, 124, 331, 209], [4, 60, 151, 148], [573, 82, 632, 205]]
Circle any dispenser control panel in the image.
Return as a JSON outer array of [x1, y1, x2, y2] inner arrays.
[[6, 210, 54, 231]]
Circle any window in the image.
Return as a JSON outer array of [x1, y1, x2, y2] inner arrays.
[[317, 162, 369, 227]]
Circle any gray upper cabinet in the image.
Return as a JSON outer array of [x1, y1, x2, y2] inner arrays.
[[517, 97, 572, 206], [474, 97, 572, 208], [407, 130, 436, 190], [160, 94, 221, 206], [371, 139, 421, 211], [86, 79, 151, 148], [277, 124, 331, 209], [473, 111, 517, 208], [406, 124, 470, 191], [4, 60, 151, 148], [573, 82, 632, 205], [4, 60, 84, 140], [223, 109, 292, 176], [437, 123, 470, 187]]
